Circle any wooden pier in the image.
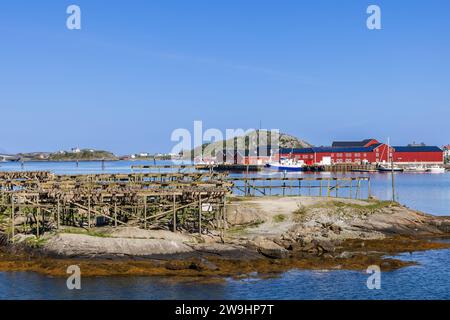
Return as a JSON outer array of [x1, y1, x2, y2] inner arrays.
[[228, 176, 371, 198], [195, 163, 378, 173]]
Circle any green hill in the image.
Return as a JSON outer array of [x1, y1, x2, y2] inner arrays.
[[186, 130, 312, 159], [49, 149, 117, 161]]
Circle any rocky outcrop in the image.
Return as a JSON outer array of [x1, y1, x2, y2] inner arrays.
[[43, 233, 195, 258], [226, 197, 450, 244], [3, 197, 450, 275], [251, 236, 289, 259], [225, 202, 266, 226]]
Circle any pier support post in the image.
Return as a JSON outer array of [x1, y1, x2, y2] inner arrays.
[[349, 180, 353, 199], [327, 179, 331, 197], [335, 180, 339, 198]]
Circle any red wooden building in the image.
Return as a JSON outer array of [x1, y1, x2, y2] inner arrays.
[[276, 139, 443, 165], [392, 146, 444, 164]]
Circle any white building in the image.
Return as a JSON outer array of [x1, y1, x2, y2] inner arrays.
[[444, 145, 450, 162]]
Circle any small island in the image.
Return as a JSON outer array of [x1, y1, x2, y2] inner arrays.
[[48, 149, 118, 161], [16, 148, 118, 162]]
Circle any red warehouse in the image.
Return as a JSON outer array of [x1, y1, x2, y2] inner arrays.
[[393, 146, 443, 164], [279, 139, 443, 165]]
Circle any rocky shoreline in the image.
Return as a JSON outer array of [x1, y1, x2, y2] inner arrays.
[[1, 197, 450, 278]]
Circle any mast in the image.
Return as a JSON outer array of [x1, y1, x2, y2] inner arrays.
[[388, 137, 395, 202]]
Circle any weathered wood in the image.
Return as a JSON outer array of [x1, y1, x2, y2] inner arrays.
[[0, 169, 369, 239], [173, 194, 176, 232], [198, 195, 202, 235], [10, 195, 15, 242]]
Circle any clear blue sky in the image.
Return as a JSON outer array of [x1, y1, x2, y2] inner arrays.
[[0, 0, 449, 155]]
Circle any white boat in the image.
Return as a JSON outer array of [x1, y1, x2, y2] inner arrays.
[[265, 158, 306, 172], [404, 165, 427, 172], [377, 164, 404, 172], [427, 166, 446, 173]]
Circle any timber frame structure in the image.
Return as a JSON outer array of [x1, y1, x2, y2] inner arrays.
[[0, 168, 371, 240], [0, 171, 230, 240]]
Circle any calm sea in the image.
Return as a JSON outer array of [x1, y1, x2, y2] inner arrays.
[[0, 160, 449, 299]]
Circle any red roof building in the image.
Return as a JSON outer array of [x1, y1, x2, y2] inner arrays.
[[277, 139, 443, 166]]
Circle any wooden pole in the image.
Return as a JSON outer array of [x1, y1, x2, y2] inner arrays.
[[222, 197, 227, 230], [391, 158, 396, 202], [11, 195, 15, 242], [349, 180, 353, 199], [114, 202, 118, 228], [173, 194, 176, 232], [88, 196, 91, 229], [335, 180, 338, 198], [36, 207, 40, 238], [198, 194, 202, 235], [57, 200, 61, 229], [144, 197, 147, 229]]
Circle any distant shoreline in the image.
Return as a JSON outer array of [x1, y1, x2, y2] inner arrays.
[[2, 159, 119, 163], [2, 158, 174, 163]]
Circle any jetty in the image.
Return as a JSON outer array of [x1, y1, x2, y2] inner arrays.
[[195, 163, 378, 173]]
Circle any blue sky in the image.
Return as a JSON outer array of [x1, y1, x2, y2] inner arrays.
[[0, 0, 449, 155]]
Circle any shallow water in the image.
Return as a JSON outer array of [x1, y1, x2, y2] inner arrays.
[[0, 160, 449, 299], [1, 247, 450, 300]]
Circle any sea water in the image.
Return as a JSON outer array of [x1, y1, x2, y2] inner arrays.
[[0, 160, 449, 299]]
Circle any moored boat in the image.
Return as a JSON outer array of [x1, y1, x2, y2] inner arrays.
[[377, 164, 404, 172], [265, 158, 306, 172], [427, 166, 446, 173], [404, 165, 427, 172]]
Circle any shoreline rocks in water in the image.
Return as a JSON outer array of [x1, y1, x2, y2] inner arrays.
[[1, 197, 450, 278]]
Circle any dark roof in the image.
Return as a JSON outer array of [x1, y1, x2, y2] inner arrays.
[[280, 144, 383, 154], [332, 139, 376, 148], [393, 146, 442, 152], [280, 144, 442, 154]]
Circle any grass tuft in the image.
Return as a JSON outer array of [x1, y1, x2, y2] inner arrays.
[[273, 214, 286, 223]]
